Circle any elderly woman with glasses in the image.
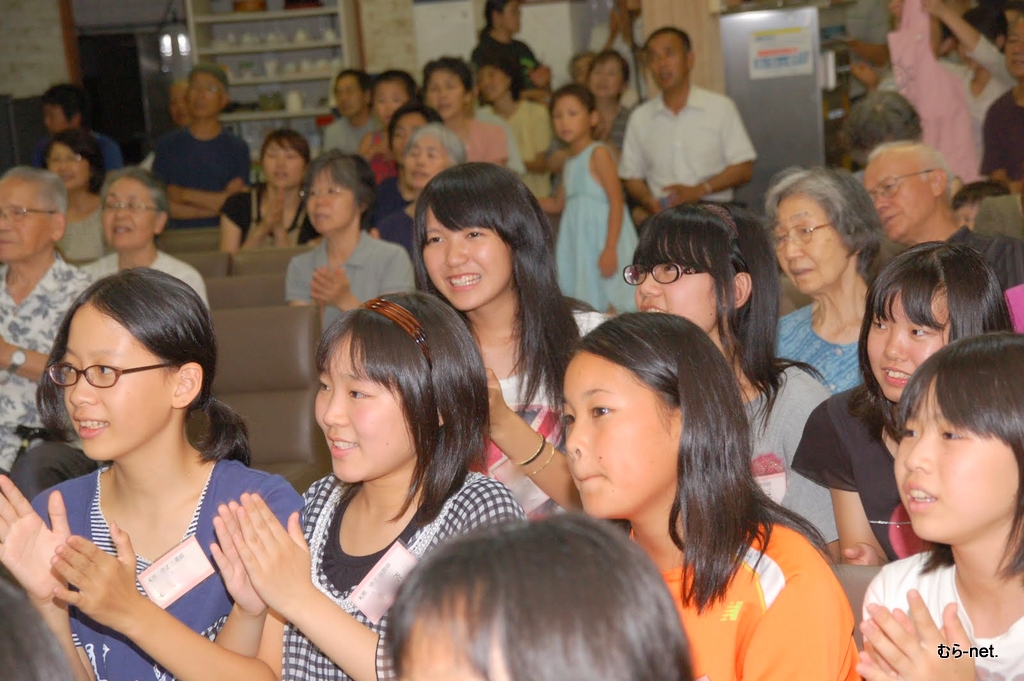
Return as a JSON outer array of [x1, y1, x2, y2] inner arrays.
[[83, 167, 207, 305], [765, 167, 884, 394]]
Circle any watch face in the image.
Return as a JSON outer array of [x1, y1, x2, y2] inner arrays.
[[10, 350, 26, 368]]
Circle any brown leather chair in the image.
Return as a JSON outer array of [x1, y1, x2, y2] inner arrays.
[[231, 246, 311, 276], [157, 227, 222, 253], [206, 274, 287, 310], [210, 305, 330, 492], [832, 564, 881, 648], [175, 250, 232, 279]]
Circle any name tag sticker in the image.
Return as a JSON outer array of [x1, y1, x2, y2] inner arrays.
[[138, 535, 215, 609], [351, 542, 418, 625], [489, 456, 549, 515]]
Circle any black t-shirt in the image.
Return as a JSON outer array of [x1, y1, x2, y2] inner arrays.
[[471, 32, 539, 92], [321, 492, 422, 595], [221, 184, 318, 245], [947, 225, 1024, 292], [792, 388, 922, 562]]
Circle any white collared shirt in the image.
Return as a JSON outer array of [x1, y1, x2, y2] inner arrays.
[[618, 86, 756, 202]]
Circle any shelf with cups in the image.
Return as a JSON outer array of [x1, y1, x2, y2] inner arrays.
[[220, 106, 332, 122], [196, 38, 342, 56], [192, 6, 339, 23], [228, 72, 333, 86]]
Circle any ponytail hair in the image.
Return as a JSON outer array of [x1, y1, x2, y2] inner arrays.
[[38, 269, 250, 464]]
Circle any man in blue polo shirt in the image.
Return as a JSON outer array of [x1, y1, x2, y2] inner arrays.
[[30, 84, 124, 171], [152, 63, 250, 229]]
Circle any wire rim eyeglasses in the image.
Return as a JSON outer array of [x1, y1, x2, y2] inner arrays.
[[47, 362, 174, 388]]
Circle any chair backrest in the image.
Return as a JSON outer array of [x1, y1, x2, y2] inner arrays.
[[831, 564, 881, 648], [206, 274, 287, 310], [210, 305, 330, 492], [232, 246, 311, 276], [174, 250, 232, 279], [157, 227, 222, 254]]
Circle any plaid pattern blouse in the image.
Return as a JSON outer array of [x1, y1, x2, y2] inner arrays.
[[281, 472, 525, 680]]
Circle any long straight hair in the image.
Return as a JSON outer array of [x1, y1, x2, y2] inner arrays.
[[577, 313, 826, 612], [898, 333, 1024, 577], [315, 292, 489, 523], [413, 163, 580, 408], [632, 203, 809, 423], [850, 242, 1012, 440]]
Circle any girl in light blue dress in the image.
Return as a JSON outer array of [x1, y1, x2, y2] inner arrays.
[[541, 84, 637, 313]]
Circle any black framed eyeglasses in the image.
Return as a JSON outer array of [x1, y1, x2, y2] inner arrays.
[[47, 362, 174, 388], [622, 263, 697, 286]]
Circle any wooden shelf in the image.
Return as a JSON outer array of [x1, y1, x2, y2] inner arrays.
[[197, 39, 341, 56], [228, 72, 334, 86], [221, 106, 332, 122], [193, 7, 339, 23]]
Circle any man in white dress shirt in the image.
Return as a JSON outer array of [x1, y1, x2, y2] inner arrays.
[[619, 27, 756, 215]]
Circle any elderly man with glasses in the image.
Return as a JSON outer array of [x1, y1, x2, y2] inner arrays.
[[864, 140, 1024, 291], [0, 166, 94, 497]]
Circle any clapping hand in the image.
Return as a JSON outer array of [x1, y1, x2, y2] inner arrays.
[[311, 265, 352, 309], [0, 476, 70, 604], [858, 591, 976, 681]]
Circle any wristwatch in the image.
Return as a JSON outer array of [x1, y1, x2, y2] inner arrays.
[[7, 348, 26, 373]]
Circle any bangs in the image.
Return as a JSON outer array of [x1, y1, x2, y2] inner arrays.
[[315, 309, 429, 395], [870, 275, 946, 330], [632, 217, 721, 273], [899, 338, 1023, 443]]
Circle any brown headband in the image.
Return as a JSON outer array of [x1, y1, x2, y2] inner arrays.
[[701, 202, 738, 235], [362, 298, 432, 366]]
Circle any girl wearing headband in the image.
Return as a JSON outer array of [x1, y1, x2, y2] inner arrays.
[[625, 203, 839, 554], [0, 269, 302, 680], [211, 292, 524, 680]]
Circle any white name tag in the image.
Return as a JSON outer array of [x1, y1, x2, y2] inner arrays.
[[138, 536, 216, 609], [351, 542, 418, 625]]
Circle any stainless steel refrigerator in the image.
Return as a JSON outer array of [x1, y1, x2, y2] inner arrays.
[[720, 2, 852, 213]]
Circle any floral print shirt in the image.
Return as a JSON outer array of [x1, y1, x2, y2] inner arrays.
[[0, 254, 90, 471]]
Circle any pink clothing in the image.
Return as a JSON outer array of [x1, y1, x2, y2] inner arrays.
[[463, 118, 509, 166], [1006, 283, 1024, 332], [888, 0, 979, 182]]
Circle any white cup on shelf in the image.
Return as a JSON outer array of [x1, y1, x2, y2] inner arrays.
[[322, 28, 337, 42], [264, 59, 279, 77], [294, 29, 309, 44], [285, 90, 305, 113], [299, 58, 314, 73]]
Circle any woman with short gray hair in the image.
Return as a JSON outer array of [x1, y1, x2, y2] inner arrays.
[[765, 166, 884, 393], [85, 166, 208, 305], [375, 123, 466, 257], [286, 150, 414, 328]]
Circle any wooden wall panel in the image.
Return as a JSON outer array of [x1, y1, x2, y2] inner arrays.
[[640, 0, 724, 94]]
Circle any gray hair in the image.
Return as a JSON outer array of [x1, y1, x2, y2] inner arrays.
[[0, 166, 68, 214], [100, 166, 170, 214], [765, 166, 883, 279], [844, 91, 922, 166], [304, 150, 375, 210], [405, 123, 467, 166], [868, 140, 953, 196]]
